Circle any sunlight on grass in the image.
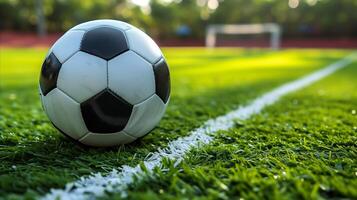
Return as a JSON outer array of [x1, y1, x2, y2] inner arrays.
[[1, 48, 350, 98], [0, 47, 353, 199], [124, 62, 357, 200]]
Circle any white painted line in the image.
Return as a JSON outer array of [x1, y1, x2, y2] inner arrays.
[[42, 53, 356, 200]]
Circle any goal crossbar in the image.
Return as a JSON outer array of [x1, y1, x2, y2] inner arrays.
[[206, 23, 281, 49]]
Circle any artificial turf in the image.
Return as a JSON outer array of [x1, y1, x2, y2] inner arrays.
[[0, 48, 354, 199], [120, 58, 357, 200]]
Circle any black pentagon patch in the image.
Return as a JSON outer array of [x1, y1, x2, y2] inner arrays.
[[153, 58, 170, 103], [80, 89, 133, 133], [80, 27, 128, 60], [40, 53, 62, 96]]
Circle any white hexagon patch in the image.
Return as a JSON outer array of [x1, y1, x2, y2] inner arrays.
[[126, 27, 162, 64], [50, 30, 85, 63], [108, 51, 155, 105], [42, 88, 88, 139], [57, 51, 107, 103]]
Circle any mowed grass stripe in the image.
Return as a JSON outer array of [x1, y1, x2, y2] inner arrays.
[[41, 53, 356, 200], [125, 60, 357, 200], [0, 48, 351, 198]]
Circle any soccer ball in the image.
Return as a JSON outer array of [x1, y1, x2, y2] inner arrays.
[[39, 20, 170, 147]]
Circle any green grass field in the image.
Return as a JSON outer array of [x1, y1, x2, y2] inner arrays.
[[0, 48, 356, 199]]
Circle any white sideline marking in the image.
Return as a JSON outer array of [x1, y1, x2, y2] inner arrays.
[[42, 53, 356, 200]]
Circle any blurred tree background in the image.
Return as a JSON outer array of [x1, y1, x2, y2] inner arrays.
[[0, 0, 356, 39]]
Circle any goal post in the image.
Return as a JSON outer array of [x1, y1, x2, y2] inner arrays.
[[205, 23, 281, 49]]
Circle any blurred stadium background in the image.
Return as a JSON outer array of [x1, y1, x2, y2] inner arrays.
[[1, 1, 357, 199], [0, 0, 356, 48]]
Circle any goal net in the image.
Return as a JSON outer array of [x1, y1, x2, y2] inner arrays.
[[205, 23, 281, 49]]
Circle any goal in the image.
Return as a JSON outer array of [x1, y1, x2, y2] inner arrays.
[[205, 23, 281, 49]]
